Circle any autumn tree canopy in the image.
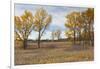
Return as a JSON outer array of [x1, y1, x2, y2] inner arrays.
[[65, 8, 94, 46]]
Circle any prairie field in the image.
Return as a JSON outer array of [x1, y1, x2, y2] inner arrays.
[[15, 41, 94, 65], [14, 4, 94, 65]]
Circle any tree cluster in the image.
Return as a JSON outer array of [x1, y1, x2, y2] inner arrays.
[[65, 8, 94, 46], [15, 8, 52, 49]]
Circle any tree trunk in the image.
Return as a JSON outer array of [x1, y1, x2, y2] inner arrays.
[[23, 39, 27, 49], [38, 31, 41, 48], [83, 24, 88, 48], [73, 30, 76, 45], [88, 23, 90, 46], [91, 32, 94, 46], [79, 31, 81, 45]]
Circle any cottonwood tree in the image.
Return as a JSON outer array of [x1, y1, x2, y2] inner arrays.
[[65, 12, 81, 44], [33, 8, 52, 48], [15, 10, 34, 49], [81, 8, 94, 46]]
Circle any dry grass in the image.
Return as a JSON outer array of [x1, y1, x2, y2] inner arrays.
[[15, 41, 94, 65]]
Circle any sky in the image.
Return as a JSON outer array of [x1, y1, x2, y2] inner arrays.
[[14, 3, 88, 40]]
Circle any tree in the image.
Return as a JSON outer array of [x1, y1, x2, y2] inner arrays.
[[81, 8, 94, 46], [55, 29, 61, 40], [51, 31, 55, 41], [51, 29, 61, 40], [65, 12, 81, 44], [15, 10, 34, 49], [33, 8, 52, 48]]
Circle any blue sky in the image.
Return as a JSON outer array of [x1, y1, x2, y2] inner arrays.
[[15, 3, 88, 40]]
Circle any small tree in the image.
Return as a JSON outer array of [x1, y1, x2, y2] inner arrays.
[[51, 29, 61, 40], [33, 8, 52, 48], [51, 31, 55, 41], [55, 29, 61, 40]]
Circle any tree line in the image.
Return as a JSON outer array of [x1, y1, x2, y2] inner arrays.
[[15, 8, 94, 49], [65, 8, 94, 46]]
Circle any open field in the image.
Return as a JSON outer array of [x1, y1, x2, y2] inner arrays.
[[15, 41, 94, 65]]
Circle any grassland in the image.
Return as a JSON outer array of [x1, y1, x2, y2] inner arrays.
[[15, 41, 94, 65]]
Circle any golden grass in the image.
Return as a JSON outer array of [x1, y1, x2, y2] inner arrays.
[[15, 42, 94, 65]]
